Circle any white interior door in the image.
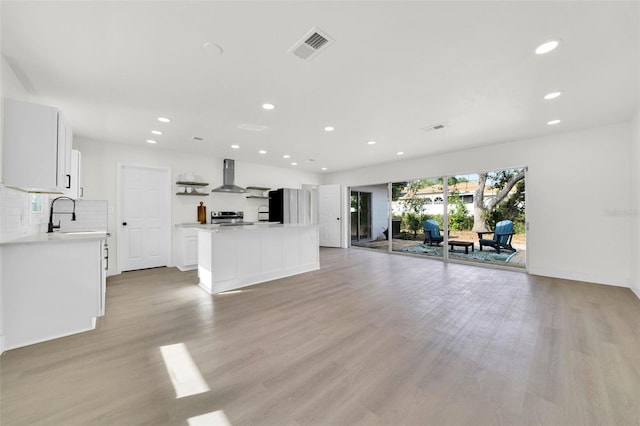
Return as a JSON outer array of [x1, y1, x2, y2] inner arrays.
[[119, 164, 170, 272], [318, 184, 342, 247]]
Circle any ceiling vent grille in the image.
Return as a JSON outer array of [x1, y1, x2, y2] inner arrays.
[[288, 27, 334, 61], [421, 122, 447, 132]]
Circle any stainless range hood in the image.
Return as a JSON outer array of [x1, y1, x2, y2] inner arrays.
[[211, 159, 247, 193]]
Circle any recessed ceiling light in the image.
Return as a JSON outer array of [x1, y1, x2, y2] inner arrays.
[[367, 140, 376, 145], [291, 162, 298, 166], [259, 150, 267, 154], [535, 40, 560, 55], [544, 91, 563, 100], [321, 167, 327, 171], [397, 151, 404, 156], [262, 103, 275, 110], [157, 117, 171, 123], [324, 126, 335, 132], [283, 154, 290, 159], [151, 130, 163, 135], [146, 139, 157, 144], [547, 119, 562, 125], [231, 144, 240, 149]]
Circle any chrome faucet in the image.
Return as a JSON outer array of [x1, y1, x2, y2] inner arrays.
[[47, 196, 77, 233]]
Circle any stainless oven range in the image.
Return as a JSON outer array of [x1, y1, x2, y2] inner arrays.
[[210, 211, 253, 226]]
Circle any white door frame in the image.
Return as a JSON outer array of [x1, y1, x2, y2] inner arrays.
[[116, 162, 172, 274]]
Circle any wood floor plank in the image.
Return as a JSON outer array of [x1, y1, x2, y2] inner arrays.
[[1, 247, 639, 425]]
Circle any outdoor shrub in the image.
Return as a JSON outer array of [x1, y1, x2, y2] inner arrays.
[[448, 194, 474, 230], [402, 212, 427, 239]]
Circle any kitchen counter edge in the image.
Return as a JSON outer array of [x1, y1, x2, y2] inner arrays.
[[0, 231, 109, 246], [175, 223, 317, 232]]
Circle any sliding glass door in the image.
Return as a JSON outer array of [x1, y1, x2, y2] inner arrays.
[[391, 179, 444, 259], [351, 191, 371, 242], [349, 167, 526, 269], [350, 185, 389, 250]]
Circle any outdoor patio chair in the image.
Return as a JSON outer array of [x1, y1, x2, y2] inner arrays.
[[477, 220, 516, 254], [423, 219, 444, 246]]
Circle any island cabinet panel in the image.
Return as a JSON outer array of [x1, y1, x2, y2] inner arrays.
[[300, 227, 320, 265], [211, 232, 238, 282], [238, 231, 261, 279], [282, 228, 302, 268], [197, 224, 319, 294], [261, 231, 283, 274]]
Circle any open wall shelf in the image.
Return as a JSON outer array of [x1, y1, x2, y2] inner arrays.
[[246, 186, 271, 199], [176, 181, 209, 196]]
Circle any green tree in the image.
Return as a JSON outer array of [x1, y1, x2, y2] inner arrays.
[[485, 179, 526, 232], [402, 212, 427, 240], [448, 194, 473, 230], [391, 182, 407, 201], [472, 169, 525, 232]]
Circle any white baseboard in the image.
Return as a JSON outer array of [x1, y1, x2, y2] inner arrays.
[[631, 285, 640, 300], [528, 267, 629, 288]]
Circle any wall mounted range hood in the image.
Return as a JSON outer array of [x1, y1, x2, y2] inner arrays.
[[211, 159, 247, 193]]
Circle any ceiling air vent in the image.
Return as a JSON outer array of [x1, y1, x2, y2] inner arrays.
[[421, 122, 447, 133], [288, 27, 334, 61]]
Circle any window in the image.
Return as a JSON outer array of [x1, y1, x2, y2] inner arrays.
[[31, 194, 44, 213]]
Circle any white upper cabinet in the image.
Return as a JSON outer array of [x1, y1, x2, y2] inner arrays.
[[2, 99, 72, 194], [66, 149, 83, 199]]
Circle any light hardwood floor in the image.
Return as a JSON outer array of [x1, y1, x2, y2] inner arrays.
[[1, 248, 639, 425]]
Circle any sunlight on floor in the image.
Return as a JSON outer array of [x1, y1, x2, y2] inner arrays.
[[218, 290, 244, 295], [160, 343, 210, 398], [188, 410, 233, 426]]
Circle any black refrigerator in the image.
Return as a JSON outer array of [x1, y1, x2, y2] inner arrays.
[[268, 188, 311, 224]]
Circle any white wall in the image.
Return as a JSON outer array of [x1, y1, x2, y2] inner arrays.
[[630, 109, 640, 298], [324, 122, 633, 289], [351, 184, 388, 241], [73, 137, 321, 274]]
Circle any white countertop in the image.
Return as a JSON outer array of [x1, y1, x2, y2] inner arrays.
[[176, 222, 317, 232], [0, 231, 108, 246]]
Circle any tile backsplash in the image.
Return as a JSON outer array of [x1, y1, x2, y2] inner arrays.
[[0, 184, 108, 242], [0, 184, 39, 242], [51, 198, 108, 231]]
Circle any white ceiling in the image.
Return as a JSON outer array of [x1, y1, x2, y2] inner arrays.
[[1, 1, 638, 173]]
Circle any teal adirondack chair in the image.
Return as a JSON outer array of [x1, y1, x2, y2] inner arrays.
[[477, 220, 516, 254], [423, 219, 444, 246]]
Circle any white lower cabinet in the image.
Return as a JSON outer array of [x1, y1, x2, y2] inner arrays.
[[1, 238, 105, 351], [100, 239, 109, 316], [176, 226, 199, 271]]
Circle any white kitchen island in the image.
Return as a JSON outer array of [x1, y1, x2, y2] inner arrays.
[[197, 223, 319, 294]]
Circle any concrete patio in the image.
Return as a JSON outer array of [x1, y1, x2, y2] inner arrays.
[[352, 231, 526, 268]]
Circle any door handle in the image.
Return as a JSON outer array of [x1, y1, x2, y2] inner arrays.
[[122, 222, 127, 226], [66, 174, 71, 189]]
